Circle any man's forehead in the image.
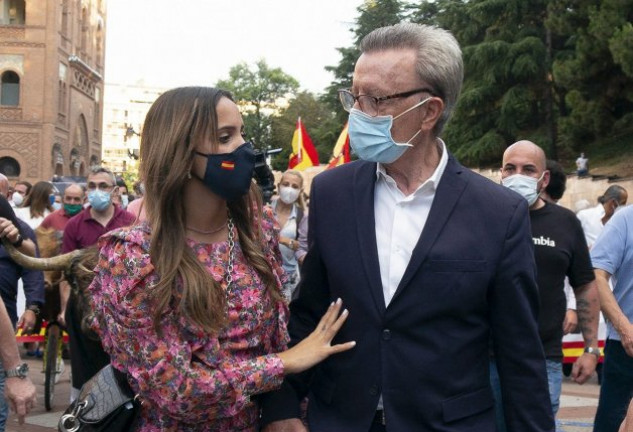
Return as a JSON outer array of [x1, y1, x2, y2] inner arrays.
[[64, 185, 84, 196], [353, 49, 418, 93], [502, 145, 545, 169], [88, 173, 112, 183]]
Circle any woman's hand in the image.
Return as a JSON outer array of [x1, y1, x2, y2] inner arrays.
[[279, 236, 299, 251], [277, 298, 355, 375]]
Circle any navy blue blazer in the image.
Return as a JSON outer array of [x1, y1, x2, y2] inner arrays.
[[261, 156, 555, 432]]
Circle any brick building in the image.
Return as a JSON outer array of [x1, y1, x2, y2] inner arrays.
[[0, 0, 106, 183]]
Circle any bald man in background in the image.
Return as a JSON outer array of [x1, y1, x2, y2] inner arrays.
[[491, 141, 600, 430]]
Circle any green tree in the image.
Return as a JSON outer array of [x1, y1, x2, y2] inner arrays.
[[410, 0, 555, 166], [269, 91, 340, 171], [216, 60, 299, 151], [551, 0, 633, 157], [323, 0, 406, 123]]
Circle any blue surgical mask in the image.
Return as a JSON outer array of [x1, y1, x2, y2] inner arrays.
[[52, 202, 62, 211], [348, 97, 432, 164], [121, 194, 129, 209], [88, 190, 112, 211], [502, 173, 544, 207]]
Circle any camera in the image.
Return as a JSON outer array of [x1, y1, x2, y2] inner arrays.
[[253, 148, 281, 204]]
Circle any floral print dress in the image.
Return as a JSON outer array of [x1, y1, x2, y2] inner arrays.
[[88, 211, 289, 431]]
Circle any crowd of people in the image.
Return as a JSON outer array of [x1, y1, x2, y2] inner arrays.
[[0, 22, 632, 432]]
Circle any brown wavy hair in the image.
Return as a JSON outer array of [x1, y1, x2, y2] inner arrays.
[[140, 87, 281, 334], [22, 181, 54, 218]]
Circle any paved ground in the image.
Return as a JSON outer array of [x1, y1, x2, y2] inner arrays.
[[5, 357, 602, 431]]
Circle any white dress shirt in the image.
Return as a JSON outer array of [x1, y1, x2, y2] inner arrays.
[[374, 139, 448, 307]]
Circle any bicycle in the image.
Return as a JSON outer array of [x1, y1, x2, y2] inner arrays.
[[43, 319, 67, 411], [15, 318, 68, 411]]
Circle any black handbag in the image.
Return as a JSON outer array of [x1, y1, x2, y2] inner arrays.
[[58, 364, 141, 432]]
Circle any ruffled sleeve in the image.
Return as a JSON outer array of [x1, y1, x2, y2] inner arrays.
[[88, 225, 286, 424]]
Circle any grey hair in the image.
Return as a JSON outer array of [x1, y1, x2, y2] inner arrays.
[[360, 22, 463, 135], [598, 185, 627, 204], [89, 166, 116, 186]]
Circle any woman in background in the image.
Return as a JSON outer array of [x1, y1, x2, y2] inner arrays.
[[271, 170, 306, 301], [14, 181, 54, 229]]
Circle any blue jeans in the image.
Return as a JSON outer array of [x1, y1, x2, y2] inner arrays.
[[546, 359, 563, 418], [594, 339, 633, 432], [0, 357, 7, 431], [490, 359, 561, 432]]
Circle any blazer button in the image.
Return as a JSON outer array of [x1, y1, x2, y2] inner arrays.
[[382, 329, 391, 340], [369, 384, 379, 396]]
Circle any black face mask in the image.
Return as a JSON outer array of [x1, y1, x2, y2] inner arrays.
[[193, 142, 256, 201]]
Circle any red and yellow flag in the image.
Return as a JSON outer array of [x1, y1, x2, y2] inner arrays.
[[326, 122, 351, 169], [288, 117, 319, 171]]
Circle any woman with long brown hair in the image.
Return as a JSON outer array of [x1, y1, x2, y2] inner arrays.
[[14, 181, 54, 229], [88, 87, 354, 431]]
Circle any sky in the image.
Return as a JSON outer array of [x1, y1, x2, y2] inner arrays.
[[104, 0, 363, 94]]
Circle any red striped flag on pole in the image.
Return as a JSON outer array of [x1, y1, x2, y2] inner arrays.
[[326, 122, 351, 169], [288, 117, 319, 170]]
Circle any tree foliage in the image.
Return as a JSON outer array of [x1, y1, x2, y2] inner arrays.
[[269, 92, 340, 171], [216, 60, 299, 151], [323, 0, 405, 123], [215, 1, 633, 170], [322, 0, 633, 167]]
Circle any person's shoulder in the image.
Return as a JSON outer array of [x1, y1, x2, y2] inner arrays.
[[13, 206, 28, 219], [312, 160, 374, 188], [101, 223, 150, 250], [97, 224, 151, 272], [609, 205, 633, 227], [449, 160, 524, 203], [113, 206, 137, 224]]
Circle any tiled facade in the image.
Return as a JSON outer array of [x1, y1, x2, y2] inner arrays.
[[0, 0, 106, 183]]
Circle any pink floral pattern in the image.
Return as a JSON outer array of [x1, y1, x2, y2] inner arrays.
[[88, 209, 289, 431]]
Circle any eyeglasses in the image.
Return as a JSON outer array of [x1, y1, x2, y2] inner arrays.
[[87, 182, 114, 192], [338, 87, 436, 117]]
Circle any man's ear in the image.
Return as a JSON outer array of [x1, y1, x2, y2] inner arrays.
[[420, 97, 444, 132], [539, 170, 551, 192]]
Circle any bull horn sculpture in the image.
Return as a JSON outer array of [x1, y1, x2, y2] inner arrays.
[[1, 237, 84, 271]]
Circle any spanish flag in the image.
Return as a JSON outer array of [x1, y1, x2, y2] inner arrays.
[[326, 122, 351, 169], [288, 117, 319, 171], [221, 161, 235, 170]]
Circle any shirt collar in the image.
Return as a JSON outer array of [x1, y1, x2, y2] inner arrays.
[[375, 138, 449, 195]]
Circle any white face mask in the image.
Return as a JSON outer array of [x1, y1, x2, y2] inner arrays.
[[12, 192, 23, 206], [502, 173, 544, 207], [279, 186, 300, 204]]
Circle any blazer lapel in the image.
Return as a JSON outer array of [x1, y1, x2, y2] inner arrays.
[[353, 162, 387, 314], [391, 156, 468, 302]]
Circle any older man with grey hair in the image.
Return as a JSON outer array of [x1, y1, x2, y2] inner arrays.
[[262, 24, 554, 432], [577, 185, 628, 248]]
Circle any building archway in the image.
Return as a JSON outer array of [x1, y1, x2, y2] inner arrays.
[[0, 156, 20, 177]]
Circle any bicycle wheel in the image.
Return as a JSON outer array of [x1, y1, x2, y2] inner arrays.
[[44, 324, 60, 411]]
